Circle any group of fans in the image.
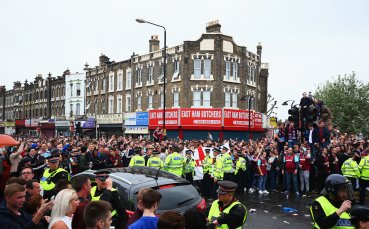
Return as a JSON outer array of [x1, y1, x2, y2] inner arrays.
[[0, 116, 369, 228]]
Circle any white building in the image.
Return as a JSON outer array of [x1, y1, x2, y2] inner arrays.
[[65, 72, 85, 119]]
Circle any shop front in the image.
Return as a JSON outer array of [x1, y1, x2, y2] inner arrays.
[[55, 120, 71, 137], [96, 114, 124, 138], [124, 112, 149, 138], [4, 122, 16, 135], [24, 119, 39, 137], [39, 119, 55, 138]]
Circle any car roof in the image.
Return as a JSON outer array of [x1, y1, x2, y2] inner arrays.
[[77, 167, 189, 187]]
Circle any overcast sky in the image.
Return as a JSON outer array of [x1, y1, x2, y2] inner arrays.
[[1, 0, 368, 119]]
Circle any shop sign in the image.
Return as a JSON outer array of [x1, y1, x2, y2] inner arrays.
[[180, 108, 222, 127], [125, 126, 149, 134], [25, 119, 39, 127], [136, 112, 148, 126], [254, 112, 263, 129], [4, 122, 15, 127], [55, 121, 70, 127], [96, 114, 123, 124], [149, 109, 179, 127], [0, 121, 4, 127], [82, 117, 95, 129], [223, 109, 253, 128], [124, 113, 136, 125]]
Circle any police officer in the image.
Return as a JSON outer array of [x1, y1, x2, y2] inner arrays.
[[212, 147, 224, 199], [147, 150, 163, 168], [358, 154, 369, 204], [40, 149, 70, 199], [341, 152, 360, 191], [207, 180, 248, 229], [129, 147, 145, 167], [90, 170, 128, 228], [310, 174, 355, 229], [202, 148, 213, 198], [234, 151, 246, 194], [350, 206, 369, 229], [183, 150, 196, 183], [222, 146, 234, 181], [164, 145, 184, 177]]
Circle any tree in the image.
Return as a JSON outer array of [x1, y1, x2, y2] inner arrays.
[[314, 72, 369, 137]]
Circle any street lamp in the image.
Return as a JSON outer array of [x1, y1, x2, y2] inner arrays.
[[241, 95, 254, 140], [282, 100, 295, 107], [136, 18, 167, 132]]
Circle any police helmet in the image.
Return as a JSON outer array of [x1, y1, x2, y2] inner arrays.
[[322, 174, 354, 200]]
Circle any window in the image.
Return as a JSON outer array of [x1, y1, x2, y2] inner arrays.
[[247, 96, 254, 110], [158, 65, 165, 83], [70, 84, 73, 97], [160, 93, 164, 108], [137, 96, 141, 110], [76, 103, 80, 115], [117, 72, 123, 90], [126, 69, 131, 89], [225, 61, 231, 80], [225, 92, 231, 107], [204, 59, 211, 79], [109, 97, 114, 114], [251, 67, 255, 82], [173, 92, 179, 107], [117, 97, 122, 113], [109, 74, 114, 92], [232, 62, 238, 80], [137, 69, 142, 85], [193, 91, 211, 107], [172, 60, 180, 80], [148, 95, 153, 109], [125, 95, 131, 112], [194, 59, 201, 78], [70, 104, 73, 115], [94, 80, 99, 92], [76, 83, 81, 96], [94, 100, 98, 115], [193, 91, 201, 107], [148, 66, 153, 84], [102, 79, 106, 93], [232, 93, 237, 108]]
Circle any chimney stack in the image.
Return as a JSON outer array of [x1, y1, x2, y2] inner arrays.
[[149, 35, 160, 52], [206, 20, 221, 33]]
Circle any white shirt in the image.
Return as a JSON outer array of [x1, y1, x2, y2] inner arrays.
[[309, 129, 313, 143]]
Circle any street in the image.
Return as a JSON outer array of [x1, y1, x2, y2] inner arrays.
[[238, 192, 312, 228]]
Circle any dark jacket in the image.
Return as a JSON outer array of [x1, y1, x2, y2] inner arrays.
[[305, 128, 319, 144], [0, 206, 35, 229], [285, 126, 298, 141], [317, 127, 330, 143]]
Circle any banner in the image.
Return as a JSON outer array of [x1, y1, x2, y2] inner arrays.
[[180, 108, 222, 129], [254, 111, 263, 130], [149, 109, 179, 128]]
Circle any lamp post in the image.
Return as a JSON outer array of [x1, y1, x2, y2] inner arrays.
[[241, 95, 254, 141], [282, 100, 295, 108], [136, 18, 167, 133]]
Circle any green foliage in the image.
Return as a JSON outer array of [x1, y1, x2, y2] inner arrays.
[[314, 72, 369, 137]]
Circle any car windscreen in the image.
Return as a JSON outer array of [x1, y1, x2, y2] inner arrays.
[[134, 184, 201, 211]]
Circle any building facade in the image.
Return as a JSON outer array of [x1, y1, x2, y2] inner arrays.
[[65, 72, 85, 119], [85, 20, 269, 139]]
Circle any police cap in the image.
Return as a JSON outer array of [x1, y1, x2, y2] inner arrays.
[[94, 170, 111, 181], [217, 180, 238, 195], [47, 149, 61, 163], [350, 206, 369, 223], [205, 149, 211, 153], [213, 147, 221, 153], [153, 150, 160, 155], [222, 146, 229, 151], [134, 147, 141, 154], [237, 151, 243, 156], [172, 144, 180, 152], [186, 150, 193, 155]]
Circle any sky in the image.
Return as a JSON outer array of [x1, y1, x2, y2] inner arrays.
[[1, 0, 368, 120]]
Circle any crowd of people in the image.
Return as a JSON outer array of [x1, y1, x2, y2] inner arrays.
[[0, 116, 368, 228]]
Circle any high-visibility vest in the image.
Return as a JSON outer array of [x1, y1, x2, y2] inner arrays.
[[147, 156, 163, 168], [184, 158, 195, 175], [203, 156, 213, 174], [359, 156, 369, 180], [310, 196, 354, 229], [90, 186, 117, 217], [234, 157, 246, 175], [164, 152, 184, 177], [208, 199, 248, 229], [40, 168, 70, 191], [129, 155, 145, 167], [222, 153, 234, 173], [341, 158, 360, 178], [213, 155, 224, 180]]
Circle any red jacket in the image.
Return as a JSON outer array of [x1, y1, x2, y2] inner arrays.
[[299, 153, 311, 171]]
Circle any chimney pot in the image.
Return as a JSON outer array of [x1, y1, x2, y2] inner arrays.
[[149, 35, 160, 52]]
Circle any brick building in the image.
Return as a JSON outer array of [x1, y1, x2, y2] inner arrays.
[[85, 20, 269, 139]]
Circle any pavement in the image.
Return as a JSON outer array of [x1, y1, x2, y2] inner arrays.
[[206, 191, 314, 228]]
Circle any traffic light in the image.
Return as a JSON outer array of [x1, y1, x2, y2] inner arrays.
[[306, 104, 318, 122], [288, 106, 299, 126], [75, 122, 82, 136]]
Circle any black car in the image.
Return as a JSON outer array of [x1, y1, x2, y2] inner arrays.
[[71, 166, 206, 215]]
